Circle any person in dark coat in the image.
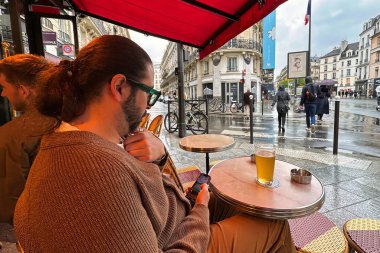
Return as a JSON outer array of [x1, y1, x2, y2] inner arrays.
[[243, 88, 254, 118], [316, 85, 330, 121], [271, 85, 290, 132]]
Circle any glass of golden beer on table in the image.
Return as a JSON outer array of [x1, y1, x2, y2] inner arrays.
[[254, 143, 279, 188]]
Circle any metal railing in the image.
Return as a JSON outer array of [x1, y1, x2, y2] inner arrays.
[[220, 39, 262, 52]]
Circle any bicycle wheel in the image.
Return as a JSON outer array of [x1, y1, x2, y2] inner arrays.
[[164, 112, 179, 133], [189, 112, 208, 135], [230, 103, 238, 113], [217, 102, 226, 113]]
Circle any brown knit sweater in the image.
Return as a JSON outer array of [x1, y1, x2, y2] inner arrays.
[[14, 131, 210, 252]]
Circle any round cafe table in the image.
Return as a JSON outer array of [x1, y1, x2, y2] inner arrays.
[[179, 134, 235, 174], [209, 156, 325, 219]]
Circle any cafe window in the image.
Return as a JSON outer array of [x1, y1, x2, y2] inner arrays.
[[227, 57, 237, 72], [203, 61, 209, 75]]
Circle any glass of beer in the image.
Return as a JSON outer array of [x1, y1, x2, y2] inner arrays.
[[254, 143, 279, 188]]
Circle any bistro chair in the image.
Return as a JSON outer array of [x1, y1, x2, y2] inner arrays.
[[138, 113, 151, 129], [148, 115, 164, 137], [343, 218, 380, 253], [162, 155, 201, 192], [289, 212, 348, 253]]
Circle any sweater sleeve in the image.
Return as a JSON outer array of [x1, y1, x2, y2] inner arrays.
[[55, 163, 209, 253], [163, 203, 210, 252]]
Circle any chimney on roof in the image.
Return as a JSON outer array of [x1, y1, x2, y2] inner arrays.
[[340, 40, 348, 53]]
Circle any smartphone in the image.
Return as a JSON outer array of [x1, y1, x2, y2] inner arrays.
[[186, 173, 211, 206]]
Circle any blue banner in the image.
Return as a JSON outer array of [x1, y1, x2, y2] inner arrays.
[[263, 11, 276, 70]]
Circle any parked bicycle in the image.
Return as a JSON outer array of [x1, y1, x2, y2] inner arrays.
[[230, 98, 244, 113], [164, 101, 208, 134], [209, 98, 226, 113]]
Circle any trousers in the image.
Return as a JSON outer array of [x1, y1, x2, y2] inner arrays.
[[208, 194, 296, 253], [304, 103, 317, 128], [277, 110, 287, 128]]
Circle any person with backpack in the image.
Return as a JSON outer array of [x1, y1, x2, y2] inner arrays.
[[300, 76, 319, 132], [271, 85, 290, 132]]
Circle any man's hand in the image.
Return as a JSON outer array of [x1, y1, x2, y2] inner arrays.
[[195, 183, 210, 207], [124, 129, 166, 162]]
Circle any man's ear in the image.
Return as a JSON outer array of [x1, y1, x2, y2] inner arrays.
[[109, 74, 130, 102], [18, 84, 31, 99]]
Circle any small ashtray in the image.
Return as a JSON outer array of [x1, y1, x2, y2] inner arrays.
[[290, 169, 312, 184], [250, 154, 256, 163]]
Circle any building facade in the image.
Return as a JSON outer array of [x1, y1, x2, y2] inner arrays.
[[355, 14, 380, 96], [160, 23, 263, 103], [369, 19, 380, 97], [153, 62, 161, 91], [319, 40, 359, 92]]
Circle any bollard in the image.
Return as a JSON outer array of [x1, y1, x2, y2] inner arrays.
[[249, 95, 254, 144], [167, 100, 171, 129], [205, 99, 209, 134], [261, 99, 264, 116], [333, 100, 340, 155]]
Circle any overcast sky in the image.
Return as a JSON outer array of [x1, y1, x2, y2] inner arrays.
[[130, 0, 380, 77]]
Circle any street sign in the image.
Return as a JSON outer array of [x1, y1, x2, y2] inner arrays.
[[62, 44, 74, 56]]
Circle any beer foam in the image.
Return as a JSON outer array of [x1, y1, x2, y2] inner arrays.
[[256, 150, 275, 157]]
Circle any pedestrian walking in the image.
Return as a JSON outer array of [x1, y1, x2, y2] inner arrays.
[[316, 85, 330, 121], [354, 90, 358, 99], [243, 88, 254, 118], [271, 85, 290, 132], [300, 76, 319, 133]]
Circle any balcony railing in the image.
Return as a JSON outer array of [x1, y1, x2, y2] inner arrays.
[[226, 68, 238, 72], [220, 39, 262, 52]]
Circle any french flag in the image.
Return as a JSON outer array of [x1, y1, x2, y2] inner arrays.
[[304, 0, 311, 25]]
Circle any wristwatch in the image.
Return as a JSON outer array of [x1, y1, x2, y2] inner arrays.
[[153, 149, 168, 167]]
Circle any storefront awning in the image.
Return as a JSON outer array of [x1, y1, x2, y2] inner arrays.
[[69, 0, 287, 59]]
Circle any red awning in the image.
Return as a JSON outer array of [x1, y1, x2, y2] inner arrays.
[[70, 0, 286, 59]]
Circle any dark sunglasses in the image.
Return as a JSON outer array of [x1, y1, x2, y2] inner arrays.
[[125, 78, 161, 106]]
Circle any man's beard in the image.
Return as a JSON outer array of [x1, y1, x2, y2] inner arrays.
[[122, 95, 145, 133]]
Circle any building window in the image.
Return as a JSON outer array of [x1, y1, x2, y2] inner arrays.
[[376, 52, 380, 62], [341, 61, 344, 67], [376, 67, 379, 77], [203, 61, 209, 75], [324, 59, 328, 64], [356, 59, 359, 64], [341, 70, 343, 77], [324, 74, 327, 80], [347, 69, 351, 76], [227, 57, 237, 72], [333, 72, 336, 79], [347, 52, 351, 57], [324, 65, 327, 72], [346, 78, 350, 85], [347, 60, 351, 66], [333, 57, 337, 62], [333, 63, 336, 70]]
